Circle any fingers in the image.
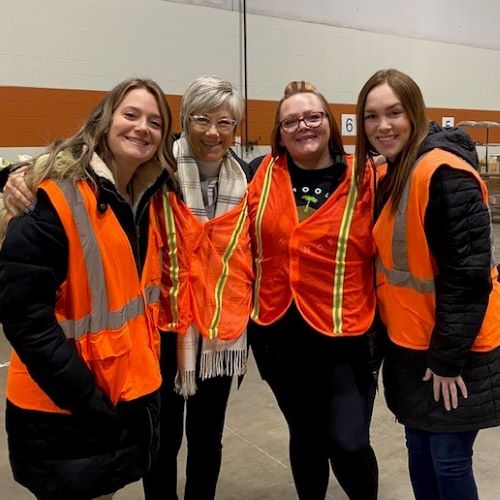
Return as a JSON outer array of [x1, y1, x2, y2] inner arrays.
[[425, 368, 466, 411], [4, 168, 35, 215], [432, 374, 440, 403], [4, 191, 33, 216], [457, 376, 468, 400], [448, 381, 458, 410], [441, 382, 451, 411]]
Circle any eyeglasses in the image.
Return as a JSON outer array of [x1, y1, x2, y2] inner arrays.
[[279, 111, 327, 133], [189, 115, 237, 133]]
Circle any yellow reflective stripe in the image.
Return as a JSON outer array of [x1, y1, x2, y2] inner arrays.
[[250, 157, 276, 321], [162, 192, 180, 329], [332, 159, 359, 334], [208, 195, 249, 339]]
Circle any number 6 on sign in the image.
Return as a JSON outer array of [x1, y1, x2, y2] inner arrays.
[[341, 114, 356, 136]]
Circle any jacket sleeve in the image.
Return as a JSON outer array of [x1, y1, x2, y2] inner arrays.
[[0, 189, 115, 417], [425, 166, 492, 377]]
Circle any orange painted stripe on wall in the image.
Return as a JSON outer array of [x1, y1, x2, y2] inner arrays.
[[1, 86, 500, 148]]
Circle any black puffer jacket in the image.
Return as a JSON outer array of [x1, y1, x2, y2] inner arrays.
[[0, 163, 167, 499], [382, 123, 500, 432]]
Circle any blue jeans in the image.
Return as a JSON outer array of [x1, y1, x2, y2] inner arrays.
[[405, 427, 479, 500]]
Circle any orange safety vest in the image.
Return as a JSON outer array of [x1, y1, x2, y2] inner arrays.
[[156, 189, 253, 340], [7, 179, 162, 414], [373, 149, 500, 351], [248, 154, 376, 336]]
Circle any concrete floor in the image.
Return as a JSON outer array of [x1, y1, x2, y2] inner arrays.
[[2, 224, 500, 499]]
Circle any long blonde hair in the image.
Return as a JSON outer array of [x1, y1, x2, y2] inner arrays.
[[25, 78, 176, 190], [355, 69, 428, 212]]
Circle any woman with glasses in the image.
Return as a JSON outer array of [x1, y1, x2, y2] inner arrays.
[[2, 76, 252, 500], [142, 75, 252, 500], [248, 81, 379, 500]]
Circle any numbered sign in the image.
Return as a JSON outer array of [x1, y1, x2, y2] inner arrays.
[[442, 116, 454, 128], [341, 114, 356, 136]]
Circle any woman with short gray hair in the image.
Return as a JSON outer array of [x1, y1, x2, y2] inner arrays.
[[144, 75, 252, 500]]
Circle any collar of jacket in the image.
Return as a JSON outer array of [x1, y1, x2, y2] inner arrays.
[[88, 153, 167, 217]]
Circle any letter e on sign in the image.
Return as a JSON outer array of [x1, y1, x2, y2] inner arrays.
[[341, 114, 356, 136]]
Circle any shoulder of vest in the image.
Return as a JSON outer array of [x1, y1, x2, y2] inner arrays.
[[417, 148, 472, 170], [412, 148, 482, 192]]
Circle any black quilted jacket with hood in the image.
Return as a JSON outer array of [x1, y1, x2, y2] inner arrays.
[[382, 123, 500, 432], [0, 158, 166, 499]]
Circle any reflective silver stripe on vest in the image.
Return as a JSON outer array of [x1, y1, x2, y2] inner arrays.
[[375, 260, 435, 294], [146, 283, 161, 304], [391, 173, 411, 273], [376, 164, 435, 294], [377, 154, 497, 293], [56, 180, 157, 339]]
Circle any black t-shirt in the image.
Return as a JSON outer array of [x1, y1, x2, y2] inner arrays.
[[288, 154, 347, 221]]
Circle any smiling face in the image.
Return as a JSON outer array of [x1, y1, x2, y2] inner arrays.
[[187, 106, 235, 163], [279, 93, 331, 169], [363, 83, 411, 162], [106, 88, 163, 172]]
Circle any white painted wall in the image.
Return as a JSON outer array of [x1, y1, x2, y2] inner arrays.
[[170, 0, 500, 50], [3, 0, 500, 107], [1, 0, 243, 94], [1, 0, 500, 160]]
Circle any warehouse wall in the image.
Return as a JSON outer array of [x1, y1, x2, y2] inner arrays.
[[1, 0, 500, 161]]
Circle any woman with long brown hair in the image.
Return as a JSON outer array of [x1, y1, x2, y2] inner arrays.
[[356, 68, 500, 500]]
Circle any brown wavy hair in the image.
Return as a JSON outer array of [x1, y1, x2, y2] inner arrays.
[[355, 69, 428, 212], [26, 78, 176, 189]]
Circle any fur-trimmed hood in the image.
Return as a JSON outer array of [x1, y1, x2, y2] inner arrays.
[[0, 151, 165, 244]]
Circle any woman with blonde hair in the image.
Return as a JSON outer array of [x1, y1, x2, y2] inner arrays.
[[356, 68, 500, 499], [0, 77, 175, 499], [1, 74, 251, 500]]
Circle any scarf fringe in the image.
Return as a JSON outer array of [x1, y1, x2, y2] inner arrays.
[[174, 370, 198, 398], [200, 348, 248, 381]]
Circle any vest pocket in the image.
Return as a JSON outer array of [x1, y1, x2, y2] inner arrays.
[[82, 327, 132, 360], [78, 328, 133, 405]]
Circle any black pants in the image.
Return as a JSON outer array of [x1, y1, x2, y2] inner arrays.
[[143, 333, 233, 500], [250, 306, 379, 500]]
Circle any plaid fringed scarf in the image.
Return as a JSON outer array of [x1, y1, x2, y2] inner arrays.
[[174, 134, 248, 397]]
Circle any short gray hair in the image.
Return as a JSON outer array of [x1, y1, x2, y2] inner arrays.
[[180, 76, 244, 131]]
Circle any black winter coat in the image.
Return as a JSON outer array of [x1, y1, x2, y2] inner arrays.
[[0, 166, 166, 499], [381, 123, 500, 432]]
